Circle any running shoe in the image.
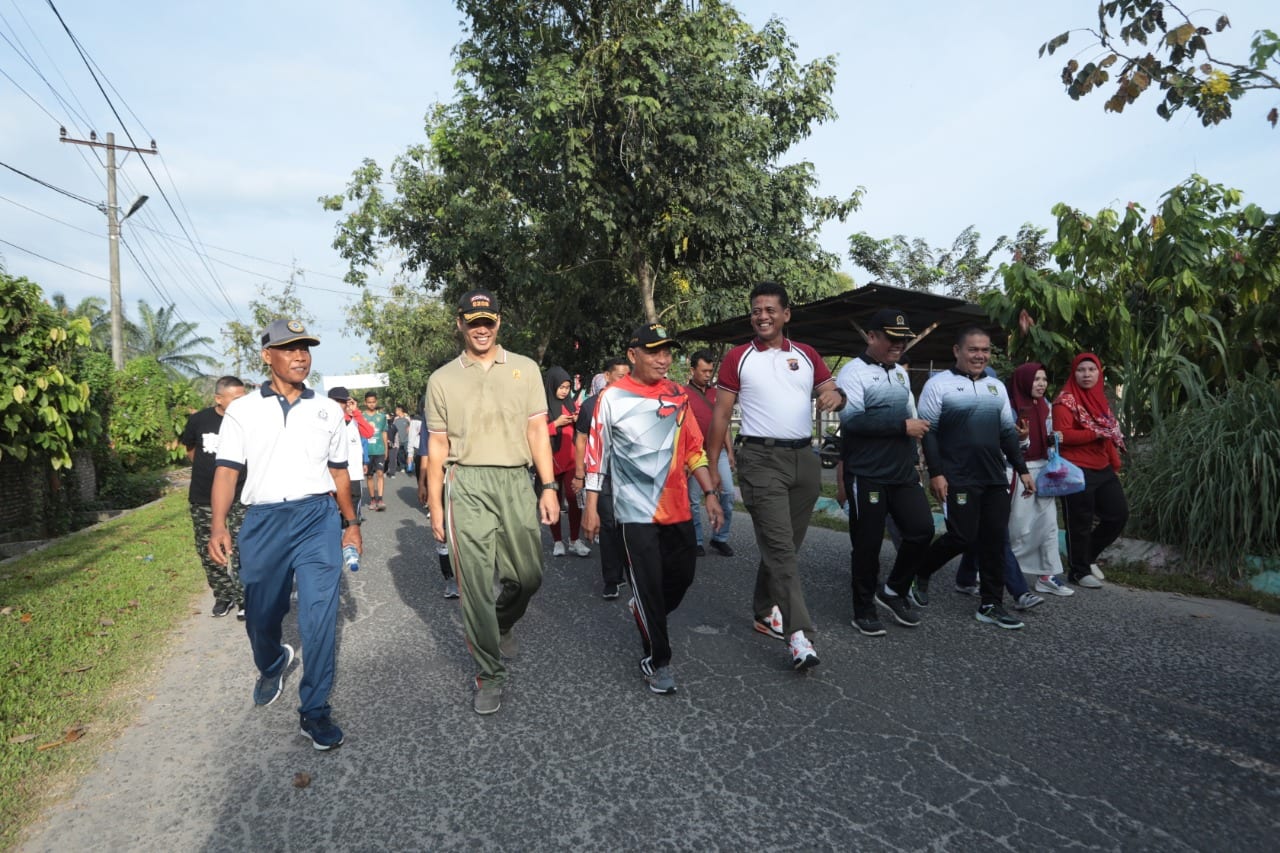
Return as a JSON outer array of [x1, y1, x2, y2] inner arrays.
[[789, 630, 820, 671], [647, 665, 677, 695], [1013, 592, 1045, 611], [1035, 575, 1074, 596], [212, 598, 233, 618], [975, 604, 1024, 630], [852, 615, 887, 637], [473, 684, 502, 715], [299, 711, 345, 751], [753, 605, 785, 640], [443, 579, 459, 599], [908, 578, 930, 608], [552, 541, 566, 557], [569, 539, 591, 557], [1074, 574, 1103, 589], [1090, 563, 1106, 581], [253, 644, 295, 706], [874, 591, 922, 627], [602, 582, 620, 600]]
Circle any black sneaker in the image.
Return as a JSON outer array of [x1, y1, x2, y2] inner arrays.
[[236, 604, 246, 621], [709, 540, 735, 557], [975, 604, 1025, 630], [908, 578, 930, 608], [212, 599, 233, 618], [875, 592, 921, 627], [852, 615, 887, 637], [602, 582, 620, 600], [696, 545, 706, 557], [299, 712, 345, 751]]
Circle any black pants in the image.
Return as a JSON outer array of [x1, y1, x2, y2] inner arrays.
[[621, 521, 696, 668], [1062, 466, 1128, 580], [597, 479, 627, 586], [845, 473, 934, 617], [918, 483, 1011, 607]]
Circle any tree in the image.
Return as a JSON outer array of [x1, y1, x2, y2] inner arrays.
[[847, 226, 1009, 300], [1042, 1, 1280, 127], [48, 294, 123, 353], [324, 0, 860, 369], [982, 174, 1280, 436], [221, 272, 315, 380], [108, 356, 203, 469], [126, 300, 218, 380], [345, 284, 460, 409], [1, 270, 94, 470]]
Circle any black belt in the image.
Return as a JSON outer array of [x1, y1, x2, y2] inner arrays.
[[741, 436, 811, 450]]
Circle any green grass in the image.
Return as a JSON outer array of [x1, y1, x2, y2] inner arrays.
[[1104, 560, 1280, 615], [0, 492, 204, 850]]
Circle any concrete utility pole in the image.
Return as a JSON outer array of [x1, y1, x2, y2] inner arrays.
[[59, 129, 157, 369]]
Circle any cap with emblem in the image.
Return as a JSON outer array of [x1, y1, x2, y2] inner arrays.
[[865, 309, 915, 339], [628, 322, 679, 350], [261, 319, 320, 348], [327, 386, 351, 402], [458, 289, 500, 322]]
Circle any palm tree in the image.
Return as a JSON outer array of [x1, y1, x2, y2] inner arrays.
[[49, 293, 126, 352], [127, 300, 218, 379]]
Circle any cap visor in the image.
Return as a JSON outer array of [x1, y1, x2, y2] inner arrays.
[[269, 335, 320, 347], [461, 311, 499, 322]]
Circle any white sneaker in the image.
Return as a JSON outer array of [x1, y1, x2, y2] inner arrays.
[[1035, 575, 1075, 596], [552, 541, 566, 557], [1075, 574, 1104, 589], [1090, 563, 1106, 581], [788, 630, 820, 671], [753, 605, 785, 640], [1013, 592, 1045, 611], [569, 539, 591, 557]]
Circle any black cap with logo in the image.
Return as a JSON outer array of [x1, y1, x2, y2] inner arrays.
[[458, 289, 500, 322], [628, 322, 679, 350], [865, 309, 915, 339], [261, 319, 320, 348]]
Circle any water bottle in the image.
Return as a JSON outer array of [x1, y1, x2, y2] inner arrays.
[[343, 544, 360, 572]]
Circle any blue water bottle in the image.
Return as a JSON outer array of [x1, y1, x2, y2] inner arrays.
[[343, 544, 360, 572]]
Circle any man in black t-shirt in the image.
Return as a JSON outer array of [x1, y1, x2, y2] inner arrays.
[[180, 376, 248, 618]]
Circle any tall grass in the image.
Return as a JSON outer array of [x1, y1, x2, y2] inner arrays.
[[1126, 372, 1280, 579]]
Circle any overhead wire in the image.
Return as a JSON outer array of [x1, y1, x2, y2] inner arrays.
[[0, 236, 107, 281], [0, 159, 98, 206]]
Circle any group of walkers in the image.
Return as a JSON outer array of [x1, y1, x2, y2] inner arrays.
[[181, 281, 1129, 745]]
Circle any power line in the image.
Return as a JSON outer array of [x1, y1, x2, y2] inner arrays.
[[0, 159, 98, 206], [0, 190, 99, 235], [0, 236, 108, 281], [0, 61, 62, 123]]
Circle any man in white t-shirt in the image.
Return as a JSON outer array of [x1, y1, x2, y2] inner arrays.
[[210, 319, 361, 751]]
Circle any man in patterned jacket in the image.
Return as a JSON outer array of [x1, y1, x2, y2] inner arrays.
[[581, 323, 724, 696]]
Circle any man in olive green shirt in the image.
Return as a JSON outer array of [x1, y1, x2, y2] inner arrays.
[[424, 289, 560, 715]]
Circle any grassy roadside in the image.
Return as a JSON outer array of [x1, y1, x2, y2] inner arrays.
[[0, 492, 204, 850], [1104, 561, 1280, 615]]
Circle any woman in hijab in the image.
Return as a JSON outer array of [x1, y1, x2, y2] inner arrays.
[[1052, 353, 1128, 589], [1007, 363, 1072, 597], [545, 366, 590, 557]]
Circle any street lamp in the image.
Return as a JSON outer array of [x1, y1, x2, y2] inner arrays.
[[106, 189, 148, 369]]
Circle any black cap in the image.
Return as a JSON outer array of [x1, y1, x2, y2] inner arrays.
[[458, 289, 500, 322], [628, 322, 679, 350], [327, 386, 351, 402], [260, 319, 320, 348], [866, 309, 915, 339]]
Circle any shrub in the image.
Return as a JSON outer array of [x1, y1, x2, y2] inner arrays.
[[1126, 372, 1280, 579], [108, 357, 201, 470]]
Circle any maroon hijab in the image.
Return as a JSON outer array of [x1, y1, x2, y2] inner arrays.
[[1007, 362, 1050, 461]]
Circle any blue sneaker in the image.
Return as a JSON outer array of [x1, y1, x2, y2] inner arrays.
[[253, 644, 294, 706], [300, 711, 345, 750]]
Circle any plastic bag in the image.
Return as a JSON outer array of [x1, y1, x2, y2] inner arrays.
[[1035, 441, 1086, 497]]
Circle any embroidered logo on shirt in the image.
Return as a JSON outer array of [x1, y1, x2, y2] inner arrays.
[[868, 491, 881, 504], [513, 369, 521, 380], [956, 492, 968, 506], [787, 359, 799, 371], [897, 373, 907, 385], [988, 385, 999, 396], [318, 409, 329, 421]]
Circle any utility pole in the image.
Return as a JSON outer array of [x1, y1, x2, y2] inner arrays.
[[59, 129, 156, 369]]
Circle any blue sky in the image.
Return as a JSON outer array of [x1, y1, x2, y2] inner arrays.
[[2, 0, 1277, 381]]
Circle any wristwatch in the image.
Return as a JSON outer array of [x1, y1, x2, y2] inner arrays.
[[540, 482, 560, 492], [341, 517, 363, 529]]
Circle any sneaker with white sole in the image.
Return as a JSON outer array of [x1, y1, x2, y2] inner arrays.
[[875, 591, 922, 627], [253, 644, 295, 706], [1090, 563, 1106, 581], [299, 711, 345, 751], [789, 630, 820, 670], [647, 665, 677, 695], [954, 582, 980, 597], [1074, 574, 1104, 589], [569, 539, 591, 557], [552, 541, 566, 557], [443, 578, 459, 599], [975, 604, 1024, 629], [1035, 575, 1074, 596], [753, 605, 785, 640], [602, 582, 620, 600], [908, 578, 930, 608], [1013, 592, 1045, 611], [473, 684, 502, 715], [852, 615, 887, 637]]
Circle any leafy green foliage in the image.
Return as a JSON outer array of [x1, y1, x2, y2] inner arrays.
[[983, 175, 1280, 436], [0, 272, 93, 470], [107, 357, 202, 470], [48, 294, 121, 353], [324, 0, 861, 372], [848, 226, 1010, 300], [345, 285, 461, 410], [1043, 1, 1280, 127], [1126, 372, 1280, 577]]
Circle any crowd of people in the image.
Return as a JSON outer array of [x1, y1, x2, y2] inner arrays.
[[182, 283, 1129, 742]]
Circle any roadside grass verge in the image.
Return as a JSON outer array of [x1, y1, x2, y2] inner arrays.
[[1104, 560, 1280, 615], [0, 492, 203, 850]]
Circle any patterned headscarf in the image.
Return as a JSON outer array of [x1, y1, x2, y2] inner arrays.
[[1055, 353, 1125, 453]]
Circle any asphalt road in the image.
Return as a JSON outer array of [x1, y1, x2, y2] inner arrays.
[[21, 472, 1280, 851]]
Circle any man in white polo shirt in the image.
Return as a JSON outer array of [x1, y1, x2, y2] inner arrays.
[[707, 281, 845, 672], [209, 319, 361, 751]]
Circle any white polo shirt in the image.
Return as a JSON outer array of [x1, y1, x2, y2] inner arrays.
[[216, 383, 348, 504], [717, 337, 833, 440]]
